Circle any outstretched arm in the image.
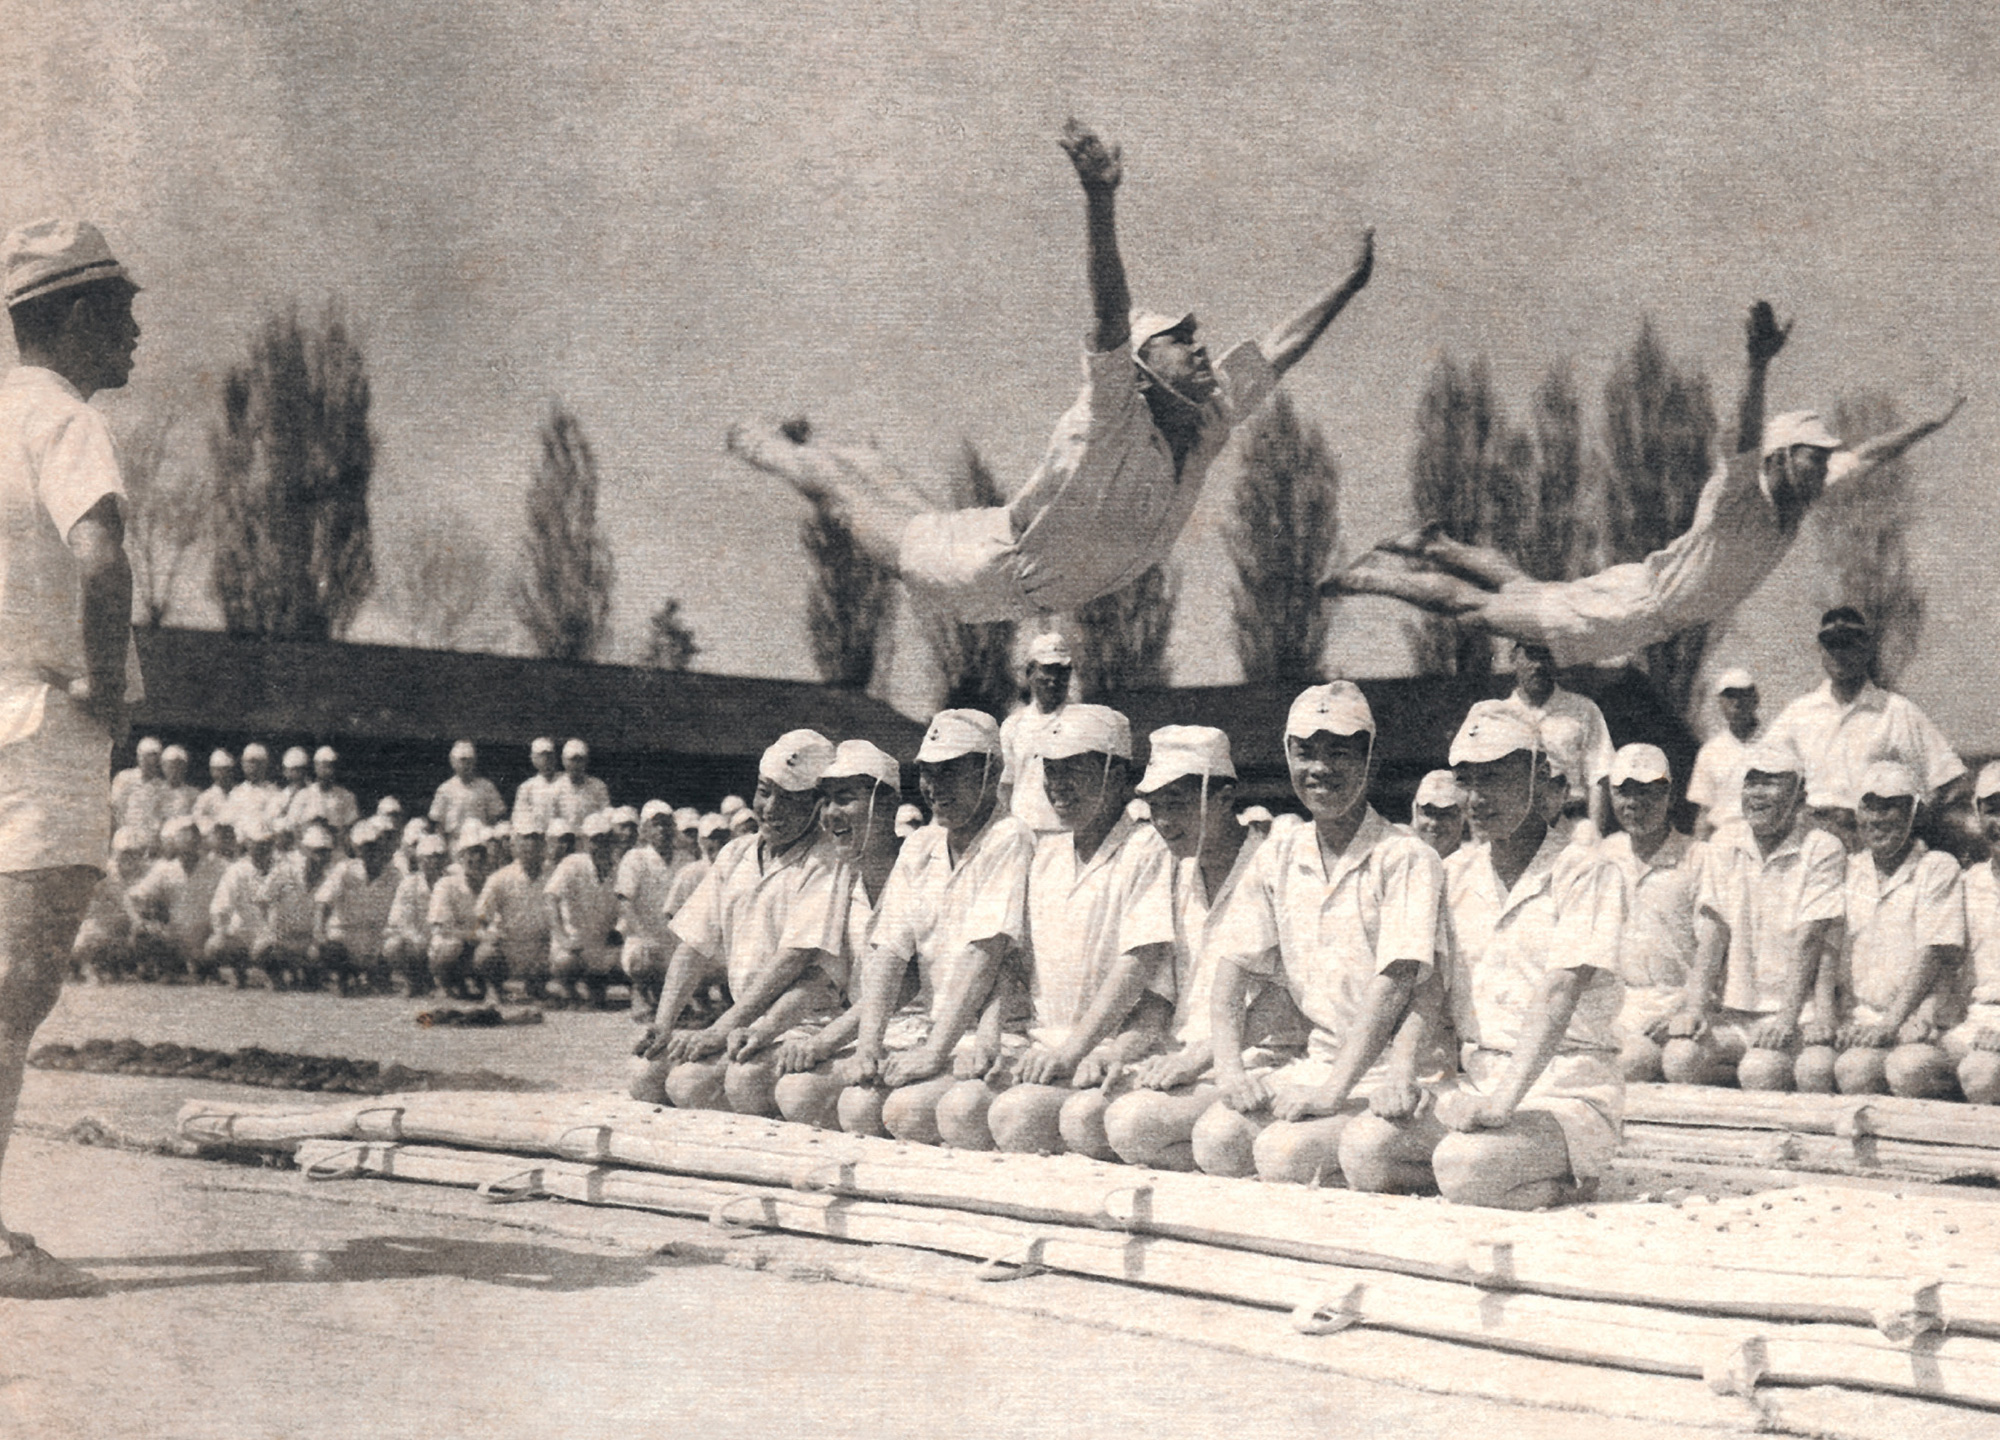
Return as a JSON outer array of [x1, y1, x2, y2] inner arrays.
[[1058, 120, 1130, 355], [1735, 301, 1790, 455], [1262, 229, 1374, 379], [1845, 396, 1966, 480]]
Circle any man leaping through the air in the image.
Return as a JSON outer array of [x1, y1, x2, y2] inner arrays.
[[729, 121, 1374, 623], [1322, 302, 1963, 668]]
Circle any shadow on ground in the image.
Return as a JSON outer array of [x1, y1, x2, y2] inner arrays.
[[66, 1234, 696, 1296]]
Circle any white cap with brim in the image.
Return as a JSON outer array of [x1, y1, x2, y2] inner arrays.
[[242, 744, 269, 763], [209, 749, 235, 769], [673, 806, 701, 830], [416, 834, 448, 857], [1976, 762, 2000, 803], [1858, 761, 1922, 804], [136, 736, 163, 756], [562, 738, 589, 761], [531, 737, 556, 756], [450, 740, 476, 761], [729, 810, 758, 832], [917, 709, 1002, 763], [455, 821, 487, 851], [894, 803, 925, 835], [1413, 770, 1461, 809], [1286, 682, 1374, 741], [545, 818, 575, 841], [160, 815, 198, 841], [313, 746, 337, 766], [698, 813, 728, 837], [823, 739, 902, 792], [2, 219, 134, 306], [759, 729, 836, 790], [1764, 411, 1840, 457], [300, 824, 335, 851], [640, 799, 673, 823], [1714, 667, 1757, 695], [162, 744, 187, 765], [1129, 308, 1194, 355], [1039, 705, 1132, 762], [1449, 701, 1541, 766], [377, 796, 404, 816], [283, 747, 309, 769], [609, 806, 640, 828], [1743, 737, 1803, 777], [581, 812, 614, 838], [1237, 805, 1274, 827], [512, 817, 545, 838], [1026, 632, 1073, 667], [1609, 744, 1672, 787], [350, 819, 382, 848], [719, 795, 747, 816], [402, 818, 429, 846], [1135, 725, 1235, 795]]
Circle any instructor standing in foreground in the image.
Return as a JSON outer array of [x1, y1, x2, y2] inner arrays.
[[0, 218, 142, 1297]]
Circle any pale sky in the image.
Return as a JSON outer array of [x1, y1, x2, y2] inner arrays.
[[6, 2, 1996, 743]]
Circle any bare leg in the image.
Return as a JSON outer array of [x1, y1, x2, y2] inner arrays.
[[727, 422, 932, 566], [1432, 1114, 1582, 1210], [0, 867, 101, 1290]]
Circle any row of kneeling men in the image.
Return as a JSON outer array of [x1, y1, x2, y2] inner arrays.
[[628, 688, 2000, 1212], [71, 800, 736, 1005]]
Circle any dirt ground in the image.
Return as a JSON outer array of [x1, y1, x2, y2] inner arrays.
[[0, 984, 1941, 1439]]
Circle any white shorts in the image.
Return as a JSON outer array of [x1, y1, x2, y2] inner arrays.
[[1448, 1047, 1624, 1183], [1483, 564, 1671, 669], [898, 507, 1034, 622], [0, 687, 112, 874]]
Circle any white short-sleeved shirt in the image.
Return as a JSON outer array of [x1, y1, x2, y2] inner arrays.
[[476, 861, 551, 955], [550, 774, 612, 829], [192, 784, 235, 835], [221, 782, 285, 838], [1596, 830, 1708, 991], [209, 856, 266, 939], [1444, 829, 1627, 1055], [1167, 828, 1266, 1045], [1687, 728, 1757, 828], [615, 845, 676, 948], [257, 855, 319, 945], [512, 773, 561, 833], [669, 831, 850, 996], [1964, 862, 2000, 1008], [386, 870, 431, 944], [287, 783, 359, 836], [870, 812, 1037, 1023], [1506, 685, 1616, 802], [1209, 808, 1442, 1060], [1023, 813, 1178, 1046], [1005, 339, 1275, 615], [110, 771, 169, 836], [1766, 681, 1966, 811], [427, 866, 481, 945], [1699, 818, 1846, 1014], [431, 775, 505, 836], [544, 852, 617, 959], [1843, 841, 1964, 1014], [999, 705, 1064, 832], [316, 857, 400, 957]]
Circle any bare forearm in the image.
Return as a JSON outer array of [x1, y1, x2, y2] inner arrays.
[[1064, 944, 1166, 1062], [1263, 231, 1373, 378], [1735, 353, 1774, 455], [851, 945, 909, 1052], [70, 510, 131, 699], [1883, 946, 1950, 1032], [1492, 968, 1587, 1115], [711, 947, 819, 1032], [1684, 911, 1729, 1016], [652, 941, 711, 1028], [1781, 919, 1836, 1025], [1849, 398, 1965, 476], [1080, 189, 1131, 354], [1207, 960, 1255, 1080], [1316, 964, 1419, 1103], [924, 940, 1004, 1055]]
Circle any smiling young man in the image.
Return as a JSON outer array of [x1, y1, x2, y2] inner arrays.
[[634, 731, 851, 1112], [1661, 737, 1845, 1092], [1338, 702, 1628, 1209], [1189, 685, 1445, 1184], [1820, 762, 1962, 1099], [932, 705, 1176, 1154], [794, 712, 1035, 1140], [728, 121, 1372, 626]]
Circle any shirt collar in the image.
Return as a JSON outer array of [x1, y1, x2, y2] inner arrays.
[[1480, 825, 1567, 919], [1292, 806, 1389, 889], [1867, 838, 1929, 896], [1072, 811, 1141, 882], [1814, 678, 1887, 714]]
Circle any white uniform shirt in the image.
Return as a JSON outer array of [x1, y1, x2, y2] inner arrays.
[[209, 856, 267, 940], [427, 865, 482, 946], [615, 845, 676, 949], [1209, 809, 1441, 1059], [1444, 829, 1627, 1055], [192, 784, 235, 835], [1699, 818, 1846, 1014], [999, 704, 1064, 832], [430, 775, 505, 836], [1964, 862, 2000, 1008], [1687, 728, 1757, 829], [1007, 339, 1274, 614], [385, 870, 432, 948], [870, 813, 1037, 1022], [1507, 685, 1616, 804], [550, 774, 612, 829], [110, 770, 169, 835], [1022, 813, 1177, 1046], [316, 858, 400, 959], [1167, 829, 1266, 1045], [1843, 841, 1964, 1015], [1766, 680, 1965, 811], [1596, 830, 1707, 991], [544, 852, 617, 962], [669, 831, 850, 996], [257, 855, 319, 946], [221, 781, 285, 837], [512, 773, 561, 832], [477, 861, 551, 957], [287, 783, 359, 835]]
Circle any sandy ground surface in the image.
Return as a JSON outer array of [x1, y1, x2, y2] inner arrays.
[[0, 983, 1961, 1439]]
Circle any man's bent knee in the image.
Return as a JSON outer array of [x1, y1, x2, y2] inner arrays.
[[988, 1084, 1069, 1155], [1190, 1102, 1264, 1179], [934, 1080, 1000, 1151]]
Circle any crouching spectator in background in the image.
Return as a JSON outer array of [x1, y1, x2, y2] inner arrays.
[[72, 828, 153, 982], [476, 820, 552, 1003], [547, 812, 620, 1008], [316, 819, 402, 995], [428, 823, 494, 1001], [1945, 763, 2000, 1103], [385, 833, 447, 995]]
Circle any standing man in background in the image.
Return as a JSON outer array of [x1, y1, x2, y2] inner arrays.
[[998, 632, 1073, 835], [0, 219, 143, 1296], [1688, 669, 1761, 839]]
